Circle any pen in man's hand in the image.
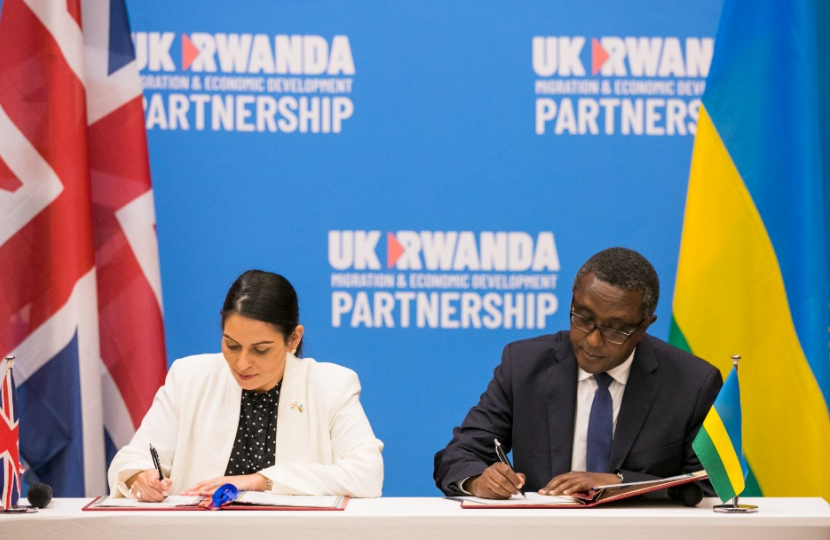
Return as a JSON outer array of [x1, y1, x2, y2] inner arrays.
[[149, 443, 169, 502], [494, 438, 526, 498]]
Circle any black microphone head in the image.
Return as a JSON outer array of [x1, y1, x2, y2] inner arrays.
[[668, 482, 703, 507], [27, 483, 53, 509]]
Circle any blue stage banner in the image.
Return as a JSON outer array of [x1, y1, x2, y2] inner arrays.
[[33, 0, 727, 496]]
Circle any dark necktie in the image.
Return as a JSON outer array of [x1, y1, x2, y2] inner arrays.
[[586, 372, 614, 472]]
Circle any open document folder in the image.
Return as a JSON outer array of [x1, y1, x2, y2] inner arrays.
[[454, 470, 708, 508], [84, 492, 350, 511]]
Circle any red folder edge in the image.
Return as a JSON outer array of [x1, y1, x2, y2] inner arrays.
[[82, 495, 350, 511]]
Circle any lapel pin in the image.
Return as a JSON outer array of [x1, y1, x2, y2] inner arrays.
[[291, 401, 304, 412]]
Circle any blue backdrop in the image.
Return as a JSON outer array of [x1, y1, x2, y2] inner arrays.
[[126, 0, 723, 496]]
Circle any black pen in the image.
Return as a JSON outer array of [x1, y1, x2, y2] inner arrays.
[[494, 438, 526, 498], [149, 443, 168, 502]]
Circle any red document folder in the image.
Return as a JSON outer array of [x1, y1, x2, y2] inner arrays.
[[83, 493, 350, 511], [457, 470, 708, 508]]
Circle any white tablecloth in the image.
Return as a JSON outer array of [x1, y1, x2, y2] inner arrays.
[[2, 497, 829, 540]]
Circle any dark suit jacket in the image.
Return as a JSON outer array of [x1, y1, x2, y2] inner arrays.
[[434, 331, 722, 495]]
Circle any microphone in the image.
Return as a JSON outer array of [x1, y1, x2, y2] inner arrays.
[[27, 483, 53, 509], [668, 482, 703, 507]]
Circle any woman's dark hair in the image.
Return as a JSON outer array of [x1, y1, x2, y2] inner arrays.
[[220, 270, 303, 356]]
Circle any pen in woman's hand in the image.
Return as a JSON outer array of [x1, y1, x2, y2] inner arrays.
[[150, 443, 169, 502]]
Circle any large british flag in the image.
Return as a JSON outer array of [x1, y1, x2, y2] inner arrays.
[[0, 0, 166, 496]]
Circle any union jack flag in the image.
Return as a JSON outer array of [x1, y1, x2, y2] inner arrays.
[[0, 0, 166, 496], [1, 359, 22, 509]]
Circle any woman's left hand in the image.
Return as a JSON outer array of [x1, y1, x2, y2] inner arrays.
[[181, 473, 269, 495]]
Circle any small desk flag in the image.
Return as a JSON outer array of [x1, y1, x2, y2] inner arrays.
[[692, 368, 747, 503], [1, 359, 22, 510]]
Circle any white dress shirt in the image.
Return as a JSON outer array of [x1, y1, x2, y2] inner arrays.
[[570, 349, 635, 472]]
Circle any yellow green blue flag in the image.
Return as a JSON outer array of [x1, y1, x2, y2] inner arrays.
[[692, 368, 746, 503], [671, 0, 830, 500]]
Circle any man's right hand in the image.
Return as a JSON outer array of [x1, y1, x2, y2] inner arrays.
[[465, 463, 526, 499]]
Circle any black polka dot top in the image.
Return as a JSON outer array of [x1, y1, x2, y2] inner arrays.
[[224, 382, 281, 476]]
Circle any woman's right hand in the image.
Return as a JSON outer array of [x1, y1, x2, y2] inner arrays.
[[126, 469, 172, 502]]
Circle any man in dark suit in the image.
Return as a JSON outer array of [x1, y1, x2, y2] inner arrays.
[[434, 247, 722, 498]]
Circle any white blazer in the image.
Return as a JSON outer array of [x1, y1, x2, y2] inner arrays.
[[108, 353, 384, 497]]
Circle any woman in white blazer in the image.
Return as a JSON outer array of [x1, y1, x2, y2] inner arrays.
[[107, 270, 384, 501]]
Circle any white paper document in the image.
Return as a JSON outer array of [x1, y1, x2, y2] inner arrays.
[[454, 492, 581, 506], [91, 495, 202, 508], [235, 492, 343, 507]]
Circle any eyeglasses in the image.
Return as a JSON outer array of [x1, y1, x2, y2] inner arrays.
[[569, 308, 645, 345]]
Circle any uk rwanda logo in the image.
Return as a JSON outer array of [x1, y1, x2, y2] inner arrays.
[[135, 31, 356, 75], [328, 230, 560, 272], [532, 36, 714, 78]]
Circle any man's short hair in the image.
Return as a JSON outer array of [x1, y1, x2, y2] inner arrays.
[[572, 247, 660, 317]]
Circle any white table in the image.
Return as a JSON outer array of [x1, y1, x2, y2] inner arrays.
[[2, 497, 829, 540]]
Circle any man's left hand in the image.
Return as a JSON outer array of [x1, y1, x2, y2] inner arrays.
[[539, 472, 621, 496]]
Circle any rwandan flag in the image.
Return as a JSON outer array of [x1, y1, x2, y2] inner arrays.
[[692, 368, 746, 503], [671, 0, 830, 500]]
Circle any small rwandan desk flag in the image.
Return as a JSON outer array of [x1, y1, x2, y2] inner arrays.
[[692, 366, 747, 503]]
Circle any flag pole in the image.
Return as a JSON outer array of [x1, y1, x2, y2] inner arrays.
[[712, 355, 758, 513]]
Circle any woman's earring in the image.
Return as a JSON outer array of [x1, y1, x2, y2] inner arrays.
[[290, 348, 297, 355]]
